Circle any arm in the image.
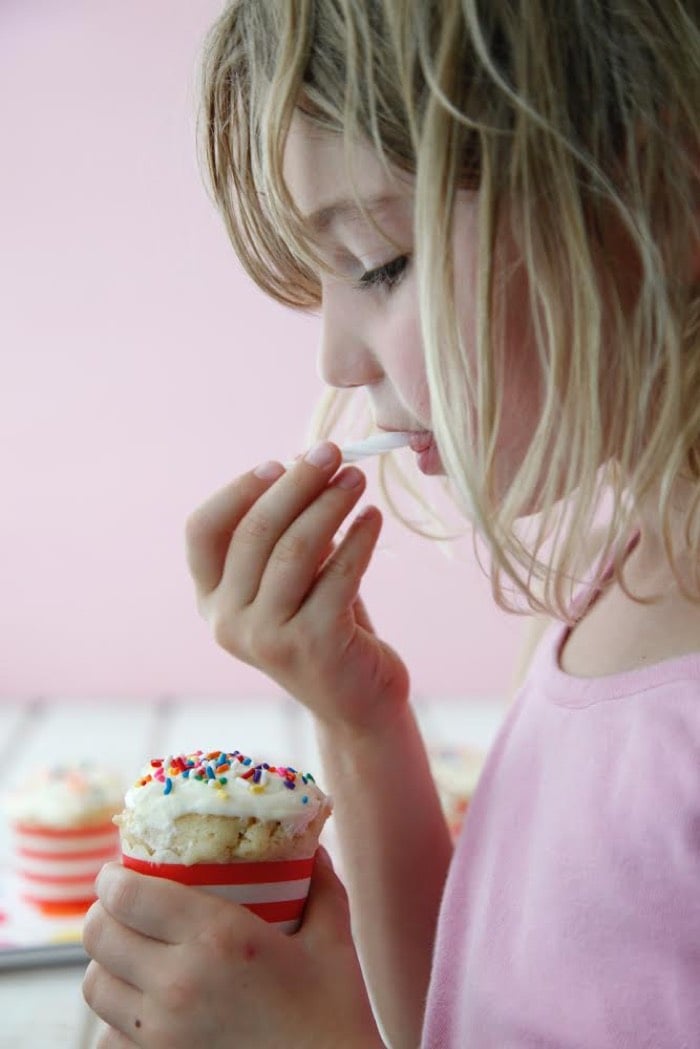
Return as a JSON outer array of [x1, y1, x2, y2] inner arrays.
[[182, 444, 452, 1045], [316, 702, 452, 1049]]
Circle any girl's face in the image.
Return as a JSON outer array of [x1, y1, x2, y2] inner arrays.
[[282, 112, 541, 485]]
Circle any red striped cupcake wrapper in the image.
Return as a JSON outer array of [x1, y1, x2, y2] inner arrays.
[[122, 851, 317, 935], [12, 820, 120, 917]]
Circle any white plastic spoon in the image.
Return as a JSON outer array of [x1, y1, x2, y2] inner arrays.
[[285, 431, 413, 469]]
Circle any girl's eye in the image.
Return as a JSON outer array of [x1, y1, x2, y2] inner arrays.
[[356, 254, 409, 293]]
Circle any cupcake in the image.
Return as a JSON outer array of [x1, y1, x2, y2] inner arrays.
[[4, 763, 124, 916], [115, 748, 333, 934], [428, 744, 486, 842]]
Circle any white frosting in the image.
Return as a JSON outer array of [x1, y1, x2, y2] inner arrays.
[[123, 751, 329, 833], [4, 763, 125, 828]]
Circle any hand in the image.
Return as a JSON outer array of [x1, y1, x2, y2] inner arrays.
[[184, 442, 410, 732], [82, 849, 384, 1049]]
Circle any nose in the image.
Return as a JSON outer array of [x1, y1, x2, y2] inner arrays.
[[317, 282, 383, 389]]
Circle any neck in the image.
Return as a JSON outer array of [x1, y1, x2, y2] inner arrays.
[[626, 474, 700, 597]]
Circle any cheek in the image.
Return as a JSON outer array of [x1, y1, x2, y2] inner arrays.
[[381, 295, 431, 420], [490, 254, 548, 508], [452, 199, 481, 356], [498, 260, 542, 445], [453, 204, 544, 487]]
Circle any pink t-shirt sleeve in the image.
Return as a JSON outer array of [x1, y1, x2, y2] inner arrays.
[[422, 618, 700, 1048]]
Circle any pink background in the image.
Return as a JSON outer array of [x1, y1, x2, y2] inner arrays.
[[0, 0, 525, 704]]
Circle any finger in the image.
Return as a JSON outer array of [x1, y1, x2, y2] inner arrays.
[[184, 461, 287, 596], [95, 863, 219, 944], [82, 900, 163, 992], [219, 441, 343, 606], [352, 594, 376, 634], [304, 505, 383, 617], [253, 465, 367, 621], [299, 847, 352, 949], [83, 960, 145, 1047]]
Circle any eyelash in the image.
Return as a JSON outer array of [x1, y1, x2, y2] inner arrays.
[[356, 254, 409, 292]]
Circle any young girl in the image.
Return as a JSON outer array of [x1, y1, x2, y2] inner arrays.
[[82, 2, 700, 1046]]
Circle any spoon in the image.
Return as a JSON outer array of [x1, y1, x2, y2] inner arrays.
[[284, 431, 413, 469]]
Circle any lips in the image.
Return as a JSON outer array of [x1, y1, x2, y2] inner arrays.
[[407, 432, 433, 454], [376, 425, 435, 456]]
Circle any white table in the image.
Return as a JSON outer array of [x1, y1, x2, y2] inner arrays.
[[0, 695, 507, 1048]]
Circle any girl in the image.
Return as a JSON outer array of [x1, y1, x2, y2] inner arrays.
[[82, 2, 700, 1046]]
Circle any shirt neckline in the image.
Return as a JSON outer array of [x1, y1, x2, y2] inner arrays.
[[538, 533, 700, 707]]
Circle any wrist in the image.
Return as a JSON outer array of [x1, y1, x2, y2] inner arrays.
[[313, 691, 413, 747]]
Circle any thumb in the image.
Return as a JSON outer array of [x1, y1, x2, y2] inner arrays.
[[300, 847, 352, 942]]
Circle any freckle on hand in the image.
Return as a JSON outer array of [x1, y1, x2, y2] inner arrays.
[[135, 1018, 142, 1029]]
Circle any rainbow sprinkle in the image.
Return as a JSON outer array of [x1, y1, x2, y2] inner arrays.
[[134, 749, 318, 801]]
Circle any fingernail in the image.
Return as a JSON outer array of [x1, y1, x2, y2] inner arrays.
[[253, 460, 286, 480], [331, 466, 363, 489], [304, 441, 337, 469]]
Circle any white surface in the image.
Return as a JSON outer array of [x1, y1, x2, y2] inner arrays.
[[0, 695, 507, 1047]]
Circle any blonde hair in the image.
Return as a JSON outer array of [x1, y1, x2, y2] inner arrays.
[[200, 0, 700, 620]]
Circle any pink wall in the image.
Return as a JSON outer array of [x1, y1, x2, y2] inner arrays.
[[0, 0, 525, 703]]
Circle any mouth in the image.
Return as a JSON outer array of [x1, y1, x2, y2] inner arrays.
[[376, 425, 441, 473], [376, 425, 433, 453], [407, 432, 433, 454]]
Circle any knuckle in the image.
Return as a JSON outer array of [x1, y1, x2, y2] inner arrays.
[[274, 531, 310, 564], [323, 554, 355, 582], [81, 960, 99, 1007], [82, 962, 120, 1034], [249, 626, 292, 666], [160, 968, 200, 1014], [238, 510, 273, 543], [212, 611, 236, 651], [104, 869, 138, 919], [183, 509, 208, 551], [212, 611, 248, 660], [81, 903, 103, 957], [197, 916, 240, 961]]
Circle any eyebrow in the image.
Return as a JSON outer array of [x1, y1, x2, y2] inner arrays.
[[303, 193, 403, 234]]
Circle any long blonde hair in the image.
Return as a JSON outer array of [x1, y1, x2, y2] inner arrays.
[[200, 0, 700, 620]]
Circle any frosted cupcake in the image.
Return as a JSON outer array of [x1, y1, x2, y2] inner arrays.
[[4, 763, 124, 916], [115, 748, 333, 934]]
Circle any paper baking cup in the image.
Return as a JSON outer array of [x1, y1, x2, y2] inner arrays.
[[122, 852, 316, 934], [12, 821, 120, 917]]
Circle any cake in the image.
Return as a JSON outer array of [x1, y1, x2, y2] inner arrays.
[[4, 762, 124, 916], [115, 748, 333, 934]]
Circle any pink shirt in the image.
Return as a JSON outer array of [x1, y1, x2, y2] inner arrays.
[[422, 610, 700, 1047]]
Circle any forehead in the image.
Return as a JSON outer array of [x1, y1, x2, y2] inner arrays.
[[282, 111, 411, 229]]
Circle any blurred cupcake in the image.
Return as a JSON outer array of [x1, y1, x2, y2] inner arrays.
[[116, 748, 333, 934], [4, 763, 123, 917], [428, 744, 486, 842]]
